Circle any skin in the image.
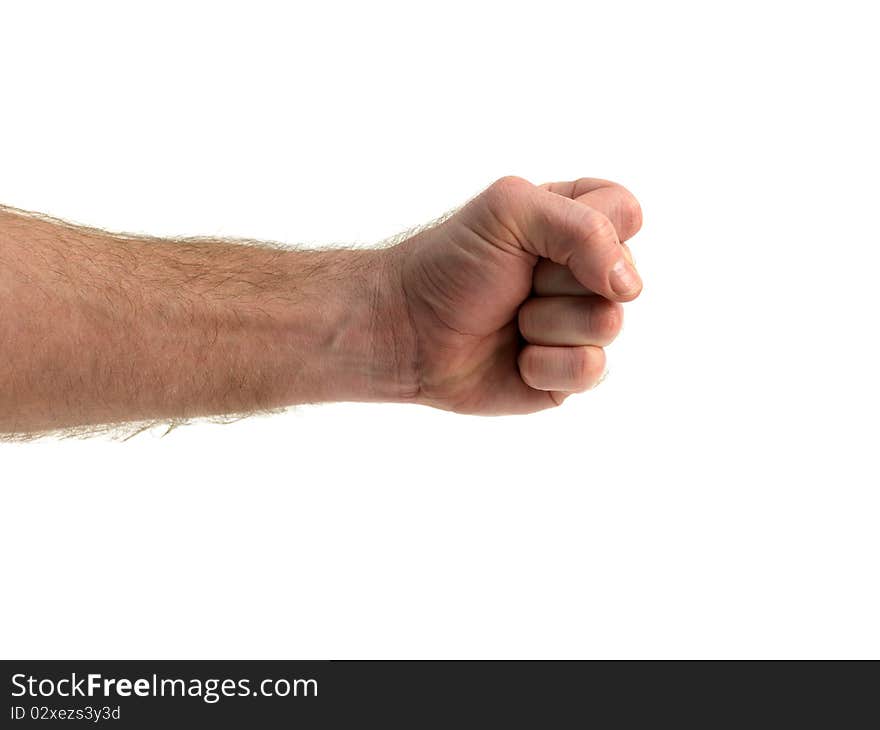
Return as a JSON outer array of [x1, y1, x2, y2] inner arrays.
[[0, 176, 642, 435]]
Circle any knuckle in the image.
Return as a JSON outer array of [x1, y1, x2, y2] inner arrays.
[[568, 350, 590, 387], [517, 346, 540, 386], [484, 176, 531, 209], [570, 347, 605, 390], [479, 176, 534, 239], [589, 301, 623, 344], [490, 175, 532, 197], [573, 177, 596, 191], [585, 209, 618, 246], [620, 191, 643, 237], [482, 176, 534, 216], [517, 301, 537, 336]]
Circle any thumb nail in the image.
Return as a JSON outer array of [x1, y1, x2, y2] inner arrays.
[[609, 258, 641, 297]]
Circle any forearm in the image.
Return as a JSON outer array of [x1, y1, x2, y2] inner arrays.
[[0, 207, 417, 434]]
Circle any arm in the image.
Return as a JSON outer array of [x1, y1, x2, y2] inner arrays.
[[0, 208, 415, 434], [0, 176, 643, 436]]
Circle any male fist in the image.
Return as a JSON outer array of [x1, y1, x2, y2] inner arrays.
[[391, 176, 643, 415]]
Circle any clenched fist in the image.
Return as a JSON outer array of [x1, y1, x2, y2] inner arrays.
[[388, 175, 644, 415]]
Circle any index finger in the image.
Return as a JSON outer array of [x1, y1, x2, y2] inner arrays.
[[539, 178, 643, 243]]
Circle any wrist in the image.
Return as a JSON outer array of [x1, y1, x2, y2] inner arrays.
[[359, 244, 422, 403], [278, 245, 420, 406]]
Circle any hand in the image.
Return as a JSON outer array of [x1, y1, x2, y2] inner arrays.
[[391, 175, 643, 414]]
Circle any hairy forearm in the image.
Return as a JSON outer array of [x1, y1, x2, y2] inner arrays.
[[0, 207, 417, 435]]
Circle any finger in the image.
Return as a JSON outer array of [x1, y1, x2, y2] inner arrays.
[[478, 177, 642, 301], [519, 296, 623, 346], [532, 259, 592, 296], [518, 344, 606, 392], [525, 185, 642, 301], [533, 179, 641, 297], [539, 178, 643, 242], [540, 199, 642, 301]]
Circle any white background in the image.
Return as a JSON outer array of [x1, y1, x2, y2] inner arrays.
[[1, 0, 878, 659]]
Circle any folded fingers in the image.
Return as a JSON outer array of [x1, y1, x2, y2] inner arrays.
[[518, 345, 607, 393], [519, 295, 623, 347]]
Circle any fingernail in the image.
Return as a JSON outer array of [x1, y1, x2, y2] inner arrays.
[[609, 258, 641, 297], [593, 369, 610, 389]]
